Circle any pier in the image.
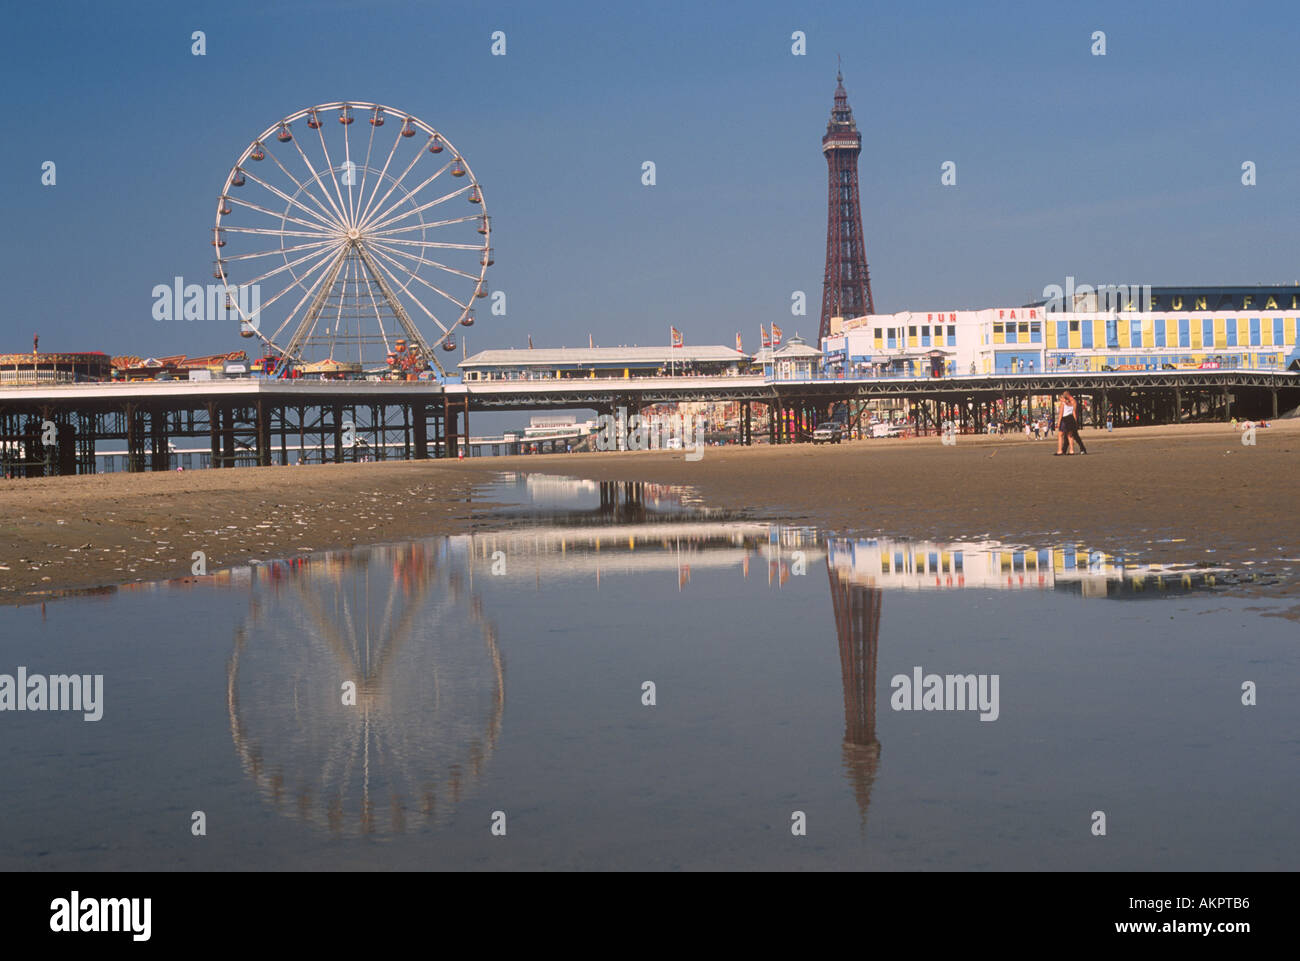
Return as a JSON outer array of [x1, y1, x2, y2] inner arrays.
[[2, 367, 1297, 476]]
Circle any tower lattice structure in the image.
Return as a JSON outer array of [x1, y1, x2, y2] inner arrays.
[[819, 71, 875, 344]]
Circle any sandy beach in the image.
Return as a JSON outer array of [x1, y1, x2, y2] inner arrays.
[[2, 420, 1297, 601]]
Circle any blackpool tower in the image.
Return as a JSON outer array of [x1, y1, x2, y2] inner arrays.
[[819, 70, 875, 344]]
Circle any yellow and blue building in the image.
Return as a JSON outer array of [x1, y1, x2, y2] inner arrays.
[[824, 285, 1300, 376]]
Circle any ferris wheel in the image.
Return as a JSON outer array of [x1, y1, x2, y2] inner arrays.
[[212, 101, 492, 376]]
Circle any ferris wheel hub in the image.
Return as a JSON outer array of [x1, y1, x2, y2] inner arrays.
[[346, 228, 361, 241]]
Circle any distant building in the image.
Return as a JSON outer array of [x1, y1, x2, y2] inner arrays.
[[0, 350, 112, 384], [754, 335, 823, 379]]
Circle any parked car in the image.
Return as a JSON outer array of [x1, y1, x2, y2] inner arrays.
[[812, 424, 843, 444]]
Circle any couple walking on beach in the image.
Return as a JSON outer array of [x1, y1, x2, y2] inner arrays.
[[1055, 391, 1087, 455]]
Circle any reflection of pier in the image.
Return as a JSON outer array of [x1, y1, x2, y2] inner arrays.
[[828, 564, 882, 829], [455, 520, 825, 583]]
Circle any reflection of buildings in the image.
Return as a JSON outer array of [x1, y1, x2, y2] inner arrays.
[[226, 541, 503, 837], [69, 472, 1243, 847], [826, 537, 1223, 597], [828, 566, 882, 829]]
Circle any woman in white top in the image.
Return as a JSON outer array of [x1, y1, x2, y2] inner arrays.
[[1056, 391, 1086, 455]]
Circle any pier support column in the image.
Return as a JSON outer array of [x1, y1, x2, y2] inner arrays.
[[150, 407, 168, 471], [256, 399, 271, 467], [206, 402, 218, 468], [443, 396, 458, 459], [221, 406, 235, 468], [1272, 386, 1279, 419], [126, 403, 146, 473], [413, 404, 428, 460]]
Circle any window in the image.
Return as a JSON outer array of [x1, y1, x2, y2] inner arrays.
[[908, 326, 917, 337]]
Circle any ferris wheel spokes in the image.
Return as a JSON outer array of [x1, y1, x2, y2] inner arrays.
[[238, 166, 343, 233], [356, 141, 435, 231], [224, 194, 339, 235], [365, 214, 481, 239], [261, 147, 345, 231], [311, 115, 353, 230], [363, 184, 471, 236], [365, 246, 470, 336], [363, 248, 458, 338], [367, 239, 481, 284], [231, 241, 344, 300]]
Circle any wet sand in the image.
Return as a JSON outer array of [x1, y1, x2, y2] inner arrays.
[[453, 419, 1300, 593], [0, 463, 487, 601], [2, 420, 1297, 601]]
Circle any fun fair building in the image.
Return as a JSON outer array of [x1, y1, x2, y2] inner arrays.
[[823, 286, 1300, 377]]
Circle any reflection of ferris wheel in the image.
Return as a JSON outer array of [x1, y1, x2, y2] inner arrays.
[[212, 101, 492, 376], [227, 544, 504, 837]]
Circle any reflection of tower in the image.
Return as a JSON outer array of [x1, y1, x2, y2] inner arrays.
[[828, 562, 882, 828], [819, 70, 875, 344]]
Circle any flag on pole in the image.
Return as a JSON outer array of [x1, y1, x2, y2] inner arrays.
[[735, 332, 743, 353], [761, 324, 770, 348], [528, 334, 533, 349], [771, 322, 783, 346], [588, 332, 594, 349], [670, 326, 683, 348]]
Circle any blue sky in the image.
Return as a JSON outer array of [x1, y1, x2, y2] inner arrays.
[[3, 0, 1299, 360]]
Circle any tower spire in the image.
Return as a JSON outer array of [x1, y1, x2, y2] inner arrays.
[[819, 68, 875, 344]]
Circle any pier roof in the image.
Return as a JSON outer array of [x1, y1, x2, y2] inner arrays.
[[460, 345, 749, 368]]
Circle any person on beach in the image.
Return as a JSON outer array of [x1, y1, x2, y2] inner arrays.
[[1055, 391, 1087, 455]]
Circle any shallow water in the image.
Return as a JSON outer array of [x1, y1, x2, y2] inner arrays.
[[1, 473, 1295, 870]]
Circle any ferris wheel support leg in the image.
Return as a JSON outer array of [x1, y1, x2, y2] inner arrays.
[[354, 243, 442, 375], [280, 249, 350, 373]]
